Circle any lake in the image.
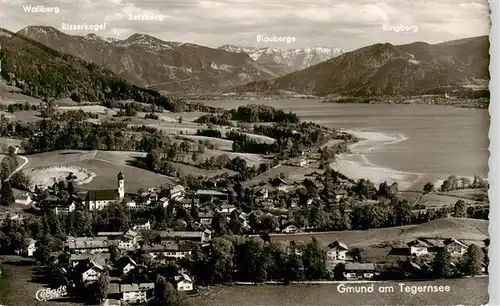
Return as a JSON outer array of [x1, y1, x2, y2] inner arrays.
[[202, 100, 489, 190]]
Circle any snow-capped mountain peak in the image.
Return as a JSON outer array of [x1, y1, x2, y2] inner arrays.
[[218, 44, 345, 74]]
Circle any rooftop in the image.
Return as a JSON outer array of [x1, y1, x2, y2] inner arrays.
[[196, 190, 227, 196], [120, 283, 154, 293], [67, 236, 109, 249], [159, 230, 209, 239], [85, 189, 119, 201], [345, 263, 375, 271], [142, 243, 193, 252]]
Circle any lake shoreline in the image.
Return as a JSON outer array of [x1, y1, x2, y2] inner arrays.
[[329, 129, 423, 190]]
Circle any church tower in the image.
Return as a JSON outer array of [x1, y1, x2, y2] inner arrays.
[[117, 171, 125, 199]]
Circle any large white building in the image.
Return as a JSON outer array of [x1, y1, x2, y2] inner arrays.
[[85, 172, 125, 211]]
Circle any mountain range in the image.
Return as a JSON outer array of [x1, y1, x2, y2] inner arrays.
[[5, 25, 490, 98], [218, 45, 344, 75], [0, 27, 185, 111], [235, 36, 490, 97], [17, 26, 345, 93]]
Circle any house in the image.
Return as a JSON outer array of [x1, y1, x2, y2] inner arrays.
[[198, 211, 215, 226], [257, 188, 269, 200], [269, 177, 288, 188], [170, 185, 186, 201], [66, 236, 109, 254], [343, 263, 375, 280], [158, 229, 212, 244], [85, 172, 125, 211], [97, 232, 125, 240], [118, 229, 141, 250], [15, 193, 32, 205], [120, 282, 154, 304], [102, 298, 122, 306], [142, 243, 193, 260], [327, 241, 349, 262], [179, 198, 200, 209], [50, 200, 76, 215], [407, 239, 432, 256], [407, 238, 442, 256], [294, 157, 307, 167], [132, 221, 151, 231], [443, 238, 468, 256], [172, 273, 193, 291], [26, 238, 37, 257], [334, 190, 348, 200], [216, 204, 237, 214], [125, 200, 137, 209], [239, 212, 250, 231], [281, 224, 299, 234], [195, 190, 229, 202], [80, 257, 106, 283], [70, 253, 111, 268], [115, 255, 138, 276]]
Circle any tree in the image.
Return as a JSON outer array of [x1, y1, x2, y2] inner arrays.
[[95, 272, 110, 302], [208, 238, 235, 283], [377, 182, 392, 198], [229, 211, 243, 235], [155, 277, 189, 306], [453, 200, 467, 218], [302, 238, 327, 280], [462, 244, 484, 276], [333, 263, 346, 280], [0, 181, 14, 206], [423, 182, 434, 194], [178, 116, 183, 123], [211, 213, 228, 236], [393, 200, 412, 226], [432, 248, 453, 279], [34, 240, 51, 265], [283, 246, 304, 283]]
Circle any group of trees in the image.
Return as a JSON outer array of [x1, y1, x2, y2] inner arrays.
[[191, 236, 328, 285], [1, 102, 39, 113], [227, 105, 300, 123], [17, 117, 182, 154], [49, 109, 99, 121], [432, 244, 486, 278], [438, 175, 488, 192], [196, 128, 222, 138]]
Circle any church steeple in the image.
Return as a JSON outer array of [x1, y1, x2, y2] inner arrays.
[[117, 171, 125, 199]]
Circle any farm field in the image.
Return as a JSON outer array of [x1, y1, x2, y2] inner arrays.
[[22, 150, 175, 192], [181, 135, 234, 151], [169, 161, 237, 178], [0, 256, 79, 306], [193, 277, 488, 306], [397, 189, 489, 208], [269, 218, 488, 249], [56, 105, 116, 116], [243, 164, 317, 187], [0, 110, 40, 122]]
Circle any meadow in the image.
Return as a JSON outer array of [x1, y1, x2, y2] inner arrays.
[[193, 277, 488, 306]]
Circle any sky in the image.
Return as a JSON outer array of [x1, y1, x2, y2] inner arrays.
[[0, 0, 491, 51]]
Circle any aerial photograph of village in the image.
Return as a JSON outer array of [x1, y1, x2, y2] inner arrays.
[[0, 0, 491, 305]]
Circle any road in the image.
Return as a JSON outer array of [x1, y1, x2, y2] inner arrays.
[[6, 155, 29, 181]]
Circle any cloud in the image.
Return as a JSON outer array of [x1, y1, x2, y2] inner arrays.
[[0, 0, 490, 50]]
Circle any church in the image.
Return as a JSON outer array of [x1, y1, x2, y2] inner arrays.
[[85, 172, 125, 211]]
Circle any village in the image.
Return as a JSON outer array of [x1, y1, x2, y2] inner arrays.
[[0, 159, 490, 305]]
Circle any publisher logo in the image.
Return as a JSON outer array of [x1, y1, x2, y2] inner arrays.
[[36, 285, 67, 301]]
